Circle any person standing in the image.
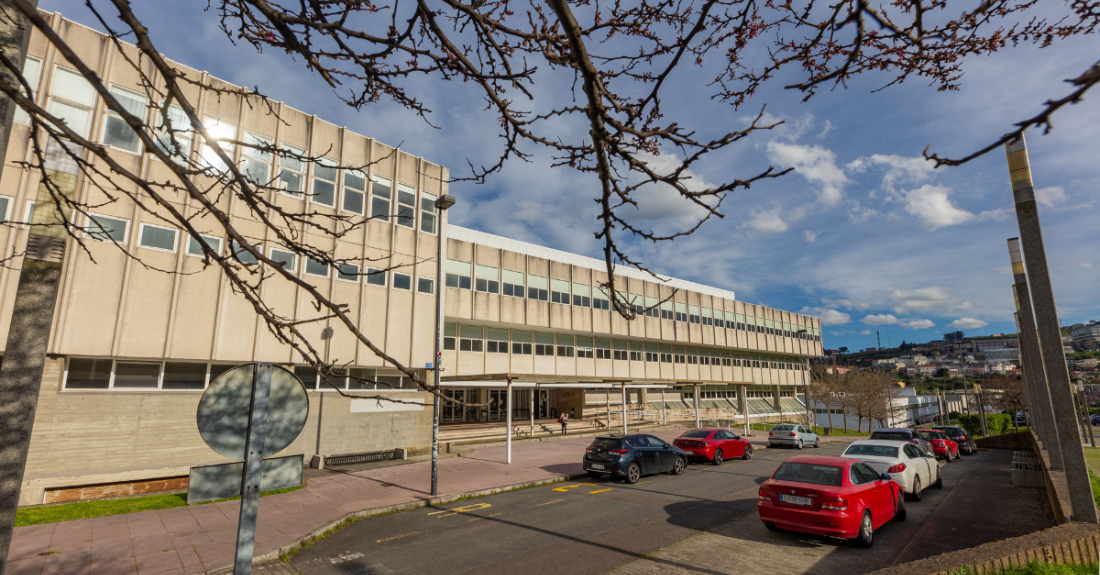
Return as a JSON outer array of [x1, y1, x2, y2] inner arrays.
[[559, 412, 569, 435]]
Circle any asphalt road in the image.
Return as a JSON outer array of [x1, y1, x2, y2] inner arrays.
[[287, 444, 975, 575]]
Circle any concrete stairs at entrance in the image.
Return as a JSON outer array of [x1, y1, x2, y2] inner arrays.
[[440, 417, 606, 444]]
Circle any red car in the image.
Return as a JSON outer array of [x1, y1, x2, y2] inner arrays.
[[672, 429, 752, 465], [916, 429, 958, 461], [758, 455, 906, 548]]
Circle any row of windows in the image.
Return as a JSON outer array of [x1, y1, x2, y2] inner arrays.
[[444, 260, 821, 341], [62, 357, 416, 391], [443, 325, 807, 369], [14, 60, 440, 231]]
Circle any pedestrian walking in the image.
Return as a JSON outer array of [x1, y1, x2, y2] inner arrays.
[[558, 412, 569, 435]]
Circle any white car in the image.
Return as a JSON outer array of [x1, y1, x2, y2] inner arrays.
[[841, 439, 941, 501]]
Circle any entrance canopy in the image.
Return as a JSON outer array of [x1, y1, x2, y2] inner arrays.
[[440, 373, 706, 390]]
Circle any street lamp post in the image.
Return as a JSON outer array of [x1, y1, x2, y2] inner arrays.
[[430, 194, 456, 497]]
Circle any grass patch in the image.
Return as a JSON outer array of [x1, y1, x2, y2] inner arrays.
[[746, 423, 868, 437], [1088, 468, 1100, 510], [15, 484, 304, 527], [949, 562, 1097, 575]]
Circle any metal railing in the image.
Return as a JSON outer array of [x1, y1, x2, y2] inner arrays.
[[325, 449, 398, 467]]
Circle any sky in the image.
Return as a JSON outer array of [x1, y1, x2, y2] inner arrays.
[[40, 1, 1100, 352]]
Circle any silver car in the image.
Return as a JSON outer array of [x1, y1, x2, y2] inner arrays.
[[767, 423, 820, 449]]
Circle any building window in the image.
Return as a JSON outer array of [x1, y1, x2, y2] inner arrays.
[[645, 296, 659, 318], [114, 361, 160, 388], [393, 272, 412, 290], [87, 214, 129, 243], [702, 308, 713, 326], [630, 342, 644, 362], [102, 85, 147, 153], [334, 262, 360, 283], [686, 348, 698, 365], [613, 341, 628, 361], [661, 300, 674, 320], [312, 158, 338, 207], [502, 269, 525, 298], [593, 287, 610, 310], [342, 169, 366, 214], [304, 256, 329, 277], [420, 191, 437, 233], [12, 57, 41, 125], [163, 362, 208, 390], [371, 175, 392, 221], [279, 145, 307, 196], [199, 115, 236, 173], [675, 348, 686, 364], [153, 103, 192, 163], [47, 66, 96, 138], [417, 277, 435, 294], [475, 264, 500, 294], [689, 305, 701, 324], [487, 328, 509, 353], [551, 279, 570, 304], [675, 302, 688, 322], [535, 333, 555, 356], [595, 338, 611, 360], [0, 197, 10, 222], [444, 323, 456, 350], [446, 259, 472, 289], [396, 183, 416, 228], [527, 274, 549, 301], [138, 223, 177, 252], [660, 346, 673, 363], [556, 335, 575, 358], [269, 248, 298, 272], [366, 267, 387, 286], [512, 331, 533, 355], [65, 358, 112, 389], [294, 365, 319, 390], [572, 283, 591, 307], [241, 132, 273, 185], [186, 234, 221, 257], [460, 326, 484, 352], [628, 293, 644, 314]]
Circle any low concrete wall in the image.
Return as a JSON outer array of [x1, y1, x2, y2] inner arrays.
[[972, 430, 1070, 525], [975, 431, 1032, 450]]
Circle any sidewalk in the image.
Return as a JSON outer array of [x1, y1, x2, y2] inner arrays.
[[6, 427, 855, 575]]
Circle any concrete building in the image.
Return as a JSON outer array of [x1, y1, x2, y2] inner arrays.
[[3, 12, 822, 506], [1071, 323, 1100, 351]]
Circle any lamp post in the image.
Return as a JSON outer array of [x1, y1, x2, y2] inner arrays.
[[430, 194, 456, 497]]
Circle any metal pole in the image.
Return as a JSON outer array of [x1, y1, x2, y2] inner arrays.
[[694, 384, 700, 428], [530, 387, 534, 436], [506, 379, 513, 464], [1004, 133, 1097, 523], [1011, 242, 1062, 468], [233, 363, 272, 575], [430, 196, 454, 497], [662, 387, 667, 425], [621, 384, 628, 435]]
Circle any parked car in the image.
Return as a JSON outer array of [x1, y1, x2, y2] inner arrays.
[[869, 428, 934, 456], [1091, 414, 1100, 427], [1015, 412, 1030, 426], [841, 440, 941, 500], [768, 424, 820, 449], [672, 429, 752, 464], [915, 429, 959, 461], [758, 455, 906, 548], [583, 434, 687, 483], [932, 425, 977, 455]]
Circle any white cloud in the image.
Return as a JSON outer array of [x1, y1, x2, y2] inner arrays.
[[900, 318, 935, 329], [767, 142, 848, 206], [847, 200, 880, 224], [1079, 263, 1094, 269], [903, 185, 975, 230], [846, 154, 936, 194], [947, 318, 989, 330], [819, 120, 835, 139], [824, 298, 873, 311], [803, 230, 819, 243], [1035, 186, 1068, 209], [745, 206, 789, 234], [861, 314, 899, 326], [802, 307, 851, 325], [888, 286, 973, 314], [859, 330, 873, 335]]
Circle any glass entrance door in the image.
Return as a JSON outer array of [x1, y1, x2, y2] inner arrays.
[[442, 389, 466, 422], [537, 390, 550, 418], [489, 389, 507, 420]]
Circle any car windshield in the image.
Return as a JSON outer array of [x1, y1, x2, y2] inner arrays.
[[917, 431, 942, 440], [772, 425, 794, 431], [590, 438, 622, 450], [773, 462, 842, 486], [844, 444, 899, 458], [870, 431, 911, 441], [680, 430, 711, 439]]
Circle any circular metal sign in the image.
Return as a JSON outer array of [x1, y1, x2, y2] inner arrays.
[[196, 364, 309, 460]]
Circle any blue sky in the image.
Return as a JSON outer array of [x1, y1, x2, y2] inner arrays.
[[43, 1, 1100, 351]]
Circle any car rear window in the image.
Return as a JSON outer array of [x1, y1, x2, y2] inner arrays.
[[938, 428, 962, 438], [773, 462, 842, 487], [590, 438, 622, 450], [870, 431, 911, 441], [680, 430, 711, 439], [918, 431, 943, 440], [844, 444, 899, 458], [772, 425, 793, 431]]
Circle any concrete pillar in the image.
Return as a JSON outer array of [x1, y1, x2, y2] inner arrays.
[[661, 388, 667, 425], [773, 385, 782, 416], [693, 384, 700, 428], [506, 380, 513, 464], [621, 384, 628, 435], [529, 388, 534, 436], [740, 385, 750, 436], [1011, 246, 1061, 469]]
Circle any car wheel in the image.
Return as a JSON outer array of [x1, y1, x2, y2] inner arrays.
[[797, 440, 803, 450], [856, 511, 874, 548], [587, 471, 604, 479], [894, 495, 907, 522], [713, 449, 724, 466], [742, 446, 753, 460], [908, 475, 923, 502], [672, 457, 687, 475], [764, 522, 777, 532], [814, 438, 820, 448], [624, 463, 641, 484], [933, 470, 943, 489]]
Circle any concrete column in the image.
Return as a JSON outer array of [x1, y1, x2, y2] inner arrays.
[[773, 385, 782, 416], [740, 385, 749, 436], [506, 380, 513, 464], [1004, 133, 1097, 523], [1011, 245, 1061, 469], [661, 388, 667, 425], [693, 384, 700, 428], [530, 388, 534, 435], [621, 384, 628, 435]]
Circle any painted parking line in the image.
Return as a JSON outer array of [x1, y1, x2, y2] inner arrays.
[[427, 503, 492, 517], [589, 488, 613, 494], [375, 531, 420, 543], [553, 483, 598, 492], [468, 512, 503, 522], [537, 499, 564, 507]]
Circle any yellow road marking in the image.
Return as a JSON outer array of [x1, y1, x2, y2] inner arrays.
[[553, 483, 597, 492], [427, 503, 491, 517], [376, 531, 420, 543], [468, 512, 503, 522], [589, 488, 612, 494], [537, 499, 564, 507]]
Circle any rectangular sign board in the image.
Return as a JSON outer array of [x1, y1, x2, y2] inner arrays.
[[187, 454, 303, 504]]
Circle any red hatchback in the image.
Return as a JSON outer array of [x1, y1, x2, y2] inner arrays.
[[916, 429, 958, 461], [758, 455, 905, 548], [672, 429, 752, 465]]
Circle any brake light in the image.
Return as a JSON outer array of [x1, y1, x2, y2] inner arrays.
[[609, 449, 629, 456], [958, 436, 967, 441], [769, 432, 773, 436], [821, 496, 848, 510], [758, 489, 771, 502], [887, 463, 906, 473], [585, 447, 595, 453], [789, 433, 797, 437]]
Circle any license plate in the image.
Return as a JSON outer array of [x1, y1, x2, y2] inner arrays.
[[590, 464, 604, 470], [780, 494, 812, 506]]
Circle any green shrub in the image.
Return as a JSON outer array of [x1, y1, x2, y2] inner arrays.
[[956, 413, 1014, 437]]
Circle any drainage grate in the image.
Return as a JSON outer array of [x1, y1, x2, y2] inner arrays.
[[326, 449, 398, 467]]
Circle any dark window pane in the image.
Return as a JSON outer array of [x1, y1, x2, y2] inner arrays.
[[114, 362, 160, 388], [66, 358, 111, 389], [162, 362, 207, 390]]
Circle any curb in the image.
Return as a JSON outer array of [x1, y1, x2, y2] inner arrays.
[[195, 472, 590, 574]]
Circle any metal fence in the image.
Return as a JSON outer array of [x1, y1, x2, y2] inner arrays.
[[325, 449, 398, 467]]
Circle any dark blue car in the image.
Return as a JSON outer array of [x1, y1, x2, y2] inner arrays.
[[583, 434, 687, 483]]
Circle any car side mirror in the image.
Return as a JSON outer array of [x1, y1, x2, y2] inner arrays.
[[663, 443, 670, 449], [733, 435, 740, 440], [881, 473, 891, 481]]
